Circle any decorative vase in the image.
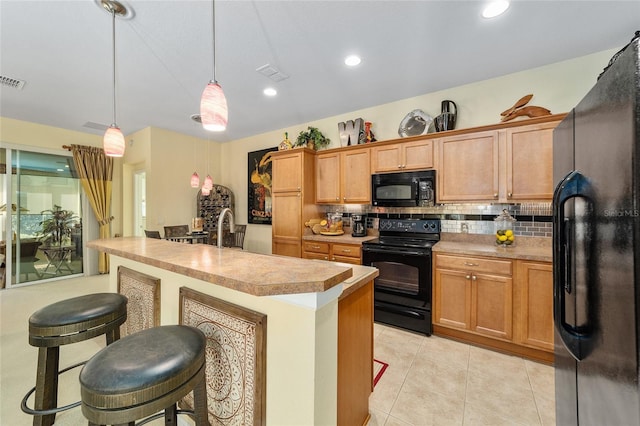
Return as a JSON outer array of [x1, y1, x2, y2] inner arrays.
[[307, 139, 315, 150]]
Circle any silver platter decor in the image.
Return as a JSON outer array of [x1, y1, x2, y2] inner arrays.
[[398, 109, 434, 137]]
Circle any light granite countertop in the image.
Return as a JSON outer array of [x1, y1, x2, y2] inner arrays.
[[433, 233, 552, 262], [88, 237, 366, 296]]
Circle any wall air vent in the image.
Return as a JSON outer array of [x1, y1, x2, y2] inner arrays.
[[0, 75, 26, 90]]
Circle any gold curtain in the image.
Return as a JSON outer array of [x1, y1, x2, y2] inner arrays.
[[70, 145, 114, 274]]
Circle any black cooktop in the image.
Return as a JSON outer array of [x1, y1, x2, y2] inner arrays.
[[363, 219, 441, 249]]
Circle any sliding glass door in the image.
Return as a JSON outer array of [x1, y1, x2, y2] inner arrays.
[[0, 147, 83, 288]]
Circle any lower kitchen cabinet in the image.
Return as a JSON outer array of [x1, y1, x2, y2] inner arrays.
[[433, 252, 553, 363], [514, 260, 554, 352], [434, 254, 513, 340], [303, 241, 362, 265]]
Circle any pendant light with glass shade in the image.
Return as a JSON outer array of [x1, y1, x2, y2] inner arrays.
[[190, 140, 200, 188], [200, 0, 228, 132], [101, 0, 127, 157]]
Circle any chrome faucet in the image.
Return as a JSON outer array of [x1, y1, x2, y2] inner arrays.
[[216, 208, 235, 248]]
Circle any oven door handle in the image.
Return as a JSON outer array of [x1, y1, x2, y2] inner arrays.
[[363, 247, 429, 256]]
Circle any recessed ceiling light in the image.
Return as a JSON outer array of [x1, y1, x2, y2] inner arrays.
[[263, 87, 277, 97], [482, 0, 509, 18], [344, 55, 361, 67]]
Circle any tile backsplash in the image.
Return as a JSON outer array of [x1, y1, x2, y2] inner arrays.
[[319, 202, 552, 238]]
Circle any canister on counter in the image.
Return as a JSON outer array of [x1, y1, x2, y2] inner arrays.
[[494, 209, 516, 247]]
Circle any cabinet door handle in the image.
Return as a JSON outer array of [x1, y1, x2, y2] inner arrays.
[[343, 197, 347, 201], [493, 193, 499, 198], [336, 197, 340, 201], [464, 262, 478, 266], [324, 256, 329, 260], [507, 192, 513, 198], [297, 187, 301, 191], [465, 274, 471, 280], [472, 275, 477, 281], [341, 249, 351, 253], [312, 245, 321, 249], [398, 165, 402, 169], [297, 193, 301, 197]]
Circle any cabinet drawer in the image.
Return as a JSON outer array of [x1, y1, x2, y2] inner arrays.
[[435, 254, 512, 276], [332, 255, 361, 265], [303, 241, 330, 254], [332, 244, 361, 259], [303, 252, 330, 261]]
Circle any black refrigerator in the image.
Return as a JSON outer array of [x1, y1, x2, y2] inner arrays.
[[553, 34, 640, 425]]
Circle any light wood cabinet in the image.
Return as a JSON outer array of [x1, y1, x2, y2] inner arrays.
[[303, 241, 362, 265], [505, 121, 556, 201], [271, 149, 320, 257], [337, 279, 373, 426], [437, 118, 561, 203], [438, 130, 500, 202], [434, 253, 513, 340], [514, 260, 554, 351], [433, 252, 554, 363], [371, 139, 434, 173], [316, 149, 370, 204]]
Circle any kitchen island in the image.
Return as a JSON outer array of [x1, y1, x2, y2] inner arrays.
[[88, 237, 378, 425]]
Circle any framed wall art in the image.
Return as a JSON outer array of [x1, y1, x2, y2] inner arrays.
[[248, 147, 277, 225]]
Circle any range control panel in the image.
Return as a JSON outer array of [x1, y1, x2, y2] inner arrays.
[[378, 219, 441, 234]]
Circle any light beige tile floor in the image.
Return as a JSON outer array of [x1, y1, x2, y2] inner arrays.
[[368, 323, 556, 426], [1, 275, 555, 425]]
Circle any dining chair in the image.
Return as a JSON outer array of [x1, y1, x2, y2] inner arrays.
[[12, 240, 42, 281], [163, 225, 189, 238], [144, 230, 162, 239], [221, 225, 246, 249]]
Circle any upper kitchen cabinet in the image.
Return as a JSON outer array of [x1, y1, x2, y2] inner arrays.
[[371, 139, 434, 173], [437, 115, 564, 203], [316, 148, 371, 204], [272, 148, 320, 257], [438, 130, 500, 202], [505, 121, 558, 201]]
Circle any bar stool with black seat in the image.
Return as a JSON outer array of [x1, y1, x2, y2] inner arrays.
[[21, 293, 128, 426], [79, 325, 209, 426]]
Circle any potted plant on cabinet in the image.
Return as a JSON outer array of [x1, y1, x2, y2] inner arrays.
[[38, 205, 78, 247], [295, 126, 331, 150]]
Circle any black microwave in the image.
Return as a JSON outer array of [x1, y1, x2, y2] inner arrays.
[[371, 170, 436, 207]]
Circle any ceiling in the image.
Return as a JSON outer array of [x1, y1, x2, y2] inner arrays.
[[1, 1, 638, 143]]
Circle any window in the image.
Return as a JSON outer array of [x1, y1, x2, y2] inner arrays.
[[0, 148, 83, 287]]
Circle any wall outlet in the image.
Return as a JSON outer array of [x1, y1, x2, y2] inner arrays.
[[460, 222, 469, 233]]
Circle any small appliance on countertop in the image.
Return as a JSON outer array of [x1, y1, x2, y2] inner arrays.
[[351, 214, 367, 237]]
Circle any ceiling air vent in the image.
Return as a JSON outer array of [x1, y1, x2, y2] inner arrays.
[[1, 75, 26, 90], [256, 64, 289, 82], [82, 121, 109, 131]]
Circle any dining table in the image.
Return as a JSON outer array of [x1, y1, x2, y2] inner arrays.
[[164, 233, 208, 244]]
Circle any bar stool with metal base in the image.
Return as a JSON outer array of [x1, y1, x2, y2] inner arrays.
[[79, 325, 209, 426], [21, 293, 128, 426]]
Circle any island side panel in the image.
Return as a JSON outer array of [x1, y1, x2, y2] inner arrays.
[[108, 255, 338, 426]]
